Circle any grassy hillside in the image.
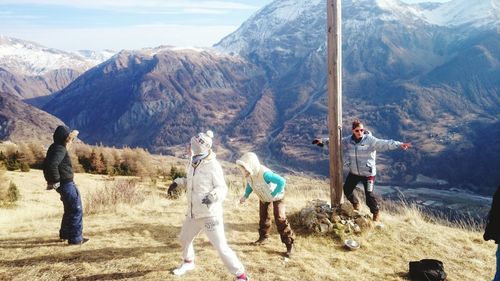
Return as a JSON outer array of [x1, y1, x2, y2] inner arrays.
[[0, 167, 496, 281]]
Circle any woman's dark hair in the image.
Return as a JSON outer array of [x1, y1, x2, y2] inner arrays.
[[352, 119, 363, 130]]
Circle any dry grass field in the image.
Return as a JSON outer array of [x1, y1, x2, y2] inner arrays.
[[0, 166, 496, 281]]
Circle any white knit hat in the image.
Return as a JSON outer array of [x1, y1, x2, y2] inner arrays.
[[190, 130, 214, 155]]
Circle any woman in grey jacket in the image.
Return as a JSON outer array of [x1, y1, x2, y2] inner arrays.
[[313, 119, 411, 221]]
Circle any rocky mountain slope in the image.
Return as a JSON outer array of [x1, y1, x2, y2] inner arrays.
[[43, 47, 268, 152], [0, 91, 64, 144], [18, 0, 499, 194], [214, 0, 500, 194]]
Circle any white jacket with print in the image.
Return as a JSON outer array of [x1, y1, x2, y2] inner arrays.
[[177, 151, 228, 219]]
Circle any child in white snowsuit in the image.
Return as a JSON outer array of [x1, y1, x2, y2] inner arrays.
[[172, 130, 249, 281]]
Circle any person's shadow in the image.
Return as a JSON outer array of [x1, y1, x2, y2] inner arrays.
[[64, 270, 154, 281], [0, 222, 182, 280], [0, 237, 67, 249]]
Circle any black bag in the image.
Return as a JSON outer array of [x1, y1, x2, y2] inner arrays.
[[409, 259, 447, 281]]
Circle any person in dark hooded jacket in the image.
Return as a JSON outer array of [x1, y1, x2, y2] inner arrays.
[[43, 125, 88, 245], [484, 185, 500, 281]]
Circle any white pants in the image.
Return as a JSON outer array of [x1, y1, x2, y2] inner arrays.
[[179, 215, 245, 276]]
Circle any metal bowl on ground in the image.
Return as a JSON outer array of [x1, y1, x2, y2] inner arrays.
[[344, 239, 360, 250]]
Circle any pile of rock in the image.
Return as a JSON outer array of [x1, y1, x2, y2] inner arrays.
[[298, 199, 372, 237]]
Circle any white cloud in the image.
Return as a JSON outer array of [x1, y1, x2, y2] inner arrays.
[[0, 0, 257, 13], [400, 0, 450, 3], [0, 10, 44, 19], [182, 8, 230, 14], [2, 24, 239, 51]]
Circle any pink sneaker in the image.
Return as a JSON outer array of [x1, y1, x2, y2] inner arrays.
[[236, 273, 249, 281]]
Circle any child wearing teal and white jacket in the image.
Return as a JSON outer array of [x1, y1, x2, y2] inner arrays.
[[236, 152, 295, 258]]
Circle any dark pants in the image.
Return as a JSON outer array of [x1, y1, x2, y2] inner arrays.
[[258, 199, 295, 245], [495, 244, 500, 281], [57, 181, 83, 244], [343, 172, 379, 214]]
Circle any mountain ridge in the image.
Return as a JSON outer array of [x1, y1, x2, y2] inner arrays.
[[0, 91, 64, 144], [43, 48, 268, 152], [214, 0, 499, 194], [2, 0, 499, 195], [0, 36, 115, 101]]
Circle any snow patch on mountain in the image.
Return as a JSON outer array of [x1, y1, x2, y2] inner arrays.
[[0, 36, 113, 76], [267, 0, 322, 21], [215, 0, 325, 55], [74, 49, 116, 65], [375, 0, 499, 27], [420, 0, 499, 27], [376, 0, 423, 22]]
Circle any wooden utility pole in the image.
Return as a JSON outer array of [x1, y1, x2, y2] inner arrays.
[[327, 0, 343, 207]]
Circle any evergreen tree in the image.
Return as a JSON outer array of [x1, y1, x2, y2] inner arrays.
[[7, 182, 20, 203], [5, 151, 20, 171]]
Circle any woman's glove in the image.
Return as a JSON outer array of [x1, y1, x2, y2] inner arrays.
[[173, 177, 185, 185], [202, 192, 216, 207], [46, 182, 60, 190]]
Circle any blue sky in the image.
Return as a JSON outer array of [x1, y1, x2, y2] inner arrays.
[[0, 0, 450, 52]]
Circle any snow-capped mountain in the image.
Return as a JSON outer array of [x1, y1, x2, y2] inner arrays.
[[417, 0, 499, 27], [215, 0, 324, 57], [349, 0, 499, 28], [214, 0, 499, 193], [0, 36, 116, 101], [0, 36, 97, 76], [216, 0, 499, 55], [74, 49, 116, 66], [3, 0, 496, 193], [216, 0, 498, 96]]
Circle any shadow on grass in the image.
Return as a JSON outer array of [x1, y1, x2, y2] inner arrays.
[[393, 271, 411, 280], [0, 222, 182, 248], [0, 223, 183, 267], [69, 270, 154, 281], [225, 222, 259, 234], [0, 238, 67, 248], [85, 223, 182, 244], [263, 248, 287, 258], [0, 246, 172, 267]]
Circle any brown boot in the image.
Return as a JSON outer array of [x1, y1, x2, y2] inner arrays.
[[372, 212, 380, 222], [285, 243, 293, 258], [253, 237, 269, 245], [352, 202, 360, 211]]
